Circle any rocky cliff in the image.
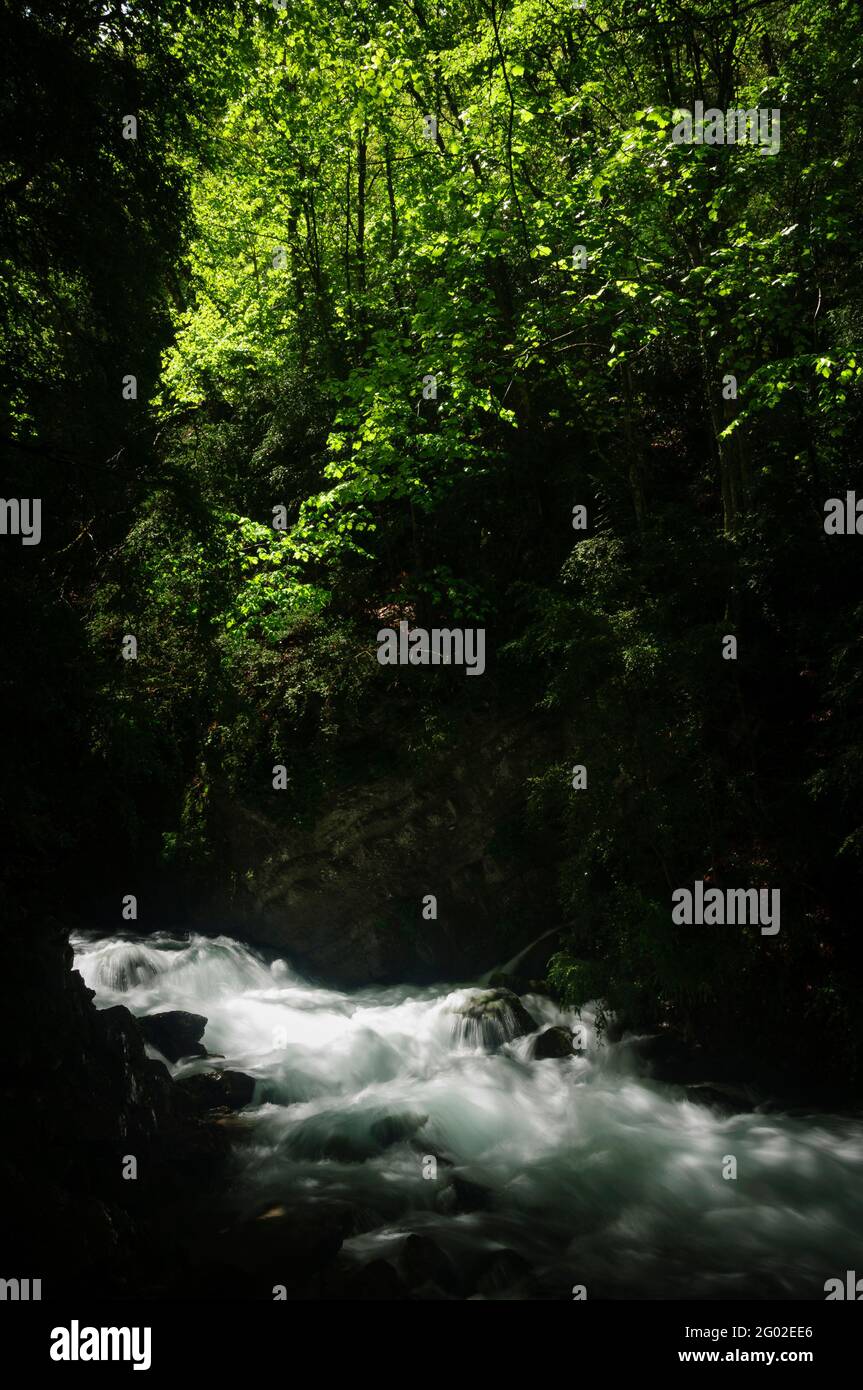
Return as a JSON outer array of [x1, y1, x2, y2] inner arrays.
[[1, 914, 230, 1297], [209, 710, 562, 984]]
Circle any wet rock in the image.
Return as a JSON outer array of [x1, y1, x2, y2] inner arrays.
[[144, 1058, 172, 1085], [619, 1029, 698, 1083], [527, 977, 559, 999], [138, 1010, 208, 1063], [397, 1233, 460, 1294], [625, 1030, 763, 1092], [436, 1173, 494, 1215], [1, 916, 230, 1298], [532, 1025, 575, 1059], [299, 1132, 368, 1163], [153, 1118, 232, 1193], [338, 1259, 408, 1301], [684, 1083, 755, 1115], [175, 1069, 256, 1113], [410, 1280, 457, 1300], [368, 1112, 428, 1149], [288, 1110, 428, 1163], [449, 988, 538, 1047], [209, 1201, 356, 1292], [211, 1112, 259, 1136], [98, 1002, 147, 1059], [472, 1248, 532, 1297], [453, 1175, 494, 1211], [95, 1005, 176, 1133], [408, 1139, 454, 1169]]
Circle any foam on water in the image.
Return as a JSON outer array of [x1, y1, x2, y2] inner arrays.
[[72, 929, 863, 1299]]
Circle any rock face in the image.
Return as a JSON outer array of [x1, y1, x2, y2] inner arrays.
[[138, 1010, 208, 1063], [207, 711, 561, 985], [1, 916, 230, 1298]]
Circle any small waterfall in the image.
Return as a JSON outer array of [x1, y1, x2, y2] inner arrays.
[[91, 941, 162, 992]]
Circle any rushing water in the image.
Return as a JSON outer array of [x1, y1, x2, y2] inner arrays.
[[73, 930, 863, 1300]]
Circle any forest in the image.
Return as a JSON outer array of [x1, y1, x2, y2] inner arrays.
[[3, 0, 863, 1309]]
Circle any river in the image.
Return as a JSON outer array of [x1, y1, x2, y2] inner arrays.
[[72, 929, 863, 1300]]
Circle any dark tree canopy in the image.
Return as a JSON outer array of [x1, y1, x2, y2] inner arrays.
[[3, 0, 863, 1079]]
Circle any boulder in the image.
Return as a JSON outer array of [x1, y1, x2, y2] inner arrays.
[[448, 988, 538, 1047], [486, 971, 558, 1000], [328, 1259, 408, 1301], [368, 1112, 428, 1149], [435, 1173, 494, 1215], [138, 1010, 208, 1063], [286, 1110, 428, 1163], [410, 1280, 457, 1300], [203, 1201, 356, 1296], [532, 1025, 575, 1059], [472, 1248, 531, 1297], [397, 1233, 460, 1294], [684, 1083, 755, 1115], [175, 1069, 256, 1112]]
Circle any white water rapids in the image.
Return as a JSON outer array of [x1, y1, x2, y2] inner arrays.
[[73, 930, 863, 1300]]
